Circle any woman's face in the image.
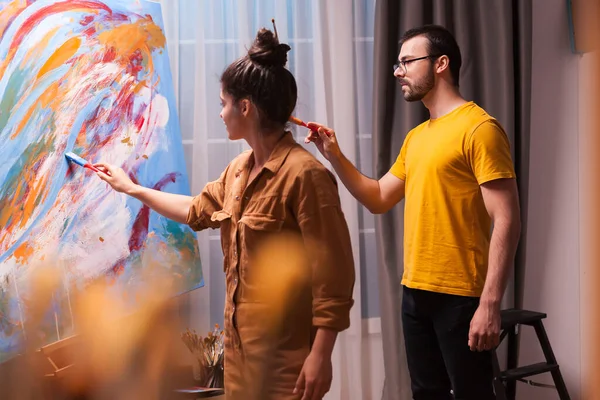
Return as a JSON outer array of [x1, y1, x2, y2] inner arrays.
[[220, 89, 248, 141]]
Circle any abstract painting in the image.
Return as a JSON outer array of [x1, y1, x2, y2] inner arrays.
[[0, 0, 203, 362]]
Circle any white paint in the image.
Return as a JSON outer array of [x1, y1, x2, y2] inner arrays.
[[150, 94, 170, 129]]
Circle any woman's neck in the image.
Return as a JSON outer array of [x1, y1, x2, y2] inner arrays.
[[246, 128, 286, 167]]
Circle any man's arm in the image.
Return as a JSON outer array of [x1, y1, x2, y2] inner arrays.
[[469, 178, 521, 352], [307, 127, 406, 214], [480, 178, 521, 306]]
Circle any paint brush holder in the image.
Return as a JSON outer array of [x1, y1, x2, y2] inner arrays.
[[182, 325, 224, 388]]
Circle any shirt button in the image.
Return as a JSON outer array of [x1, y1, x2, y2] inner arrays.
[[235, 195, 240, 200], [233, 249, 237, 256], [234, 277, 238, 284]]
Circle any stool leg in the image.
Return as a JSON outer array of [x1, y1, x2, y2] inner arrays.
[[506, 327, 518, 400], [533, 321, 571, 400], [491, 349, 508, 400]]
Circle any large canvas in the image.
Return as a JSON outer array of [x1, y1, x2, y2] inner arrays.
[[0, 0, 203, 362]]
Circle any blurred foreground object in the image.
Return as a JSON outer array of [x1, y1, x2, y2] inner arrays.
[[0, 265, 189, 400]]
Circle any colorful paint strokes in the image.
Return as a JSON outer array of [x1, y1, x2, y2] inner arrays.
[[0, 0, 203, 362]]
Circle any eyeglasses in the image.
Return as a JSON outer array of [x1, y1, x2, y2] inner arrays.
[[393, 55, 441, 73]]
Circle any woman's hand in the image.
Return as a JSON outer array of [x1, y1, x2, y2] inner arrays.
[[94, 163, 138, 194], [294, 349, 333, 400]]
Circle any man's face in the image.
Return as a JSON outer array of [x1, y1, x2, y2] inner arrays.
[[394, 36, 435, 102]]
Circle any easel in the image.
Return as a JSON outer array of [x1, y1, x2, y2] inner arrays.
[[0, 335, 82, 399], [37, 335, 80, 379], [36, 335, 86, 399]]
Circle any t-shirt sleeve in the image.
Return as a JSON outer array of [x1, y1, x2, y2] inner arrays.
[[389, 132, 411, 180], [465, 119, 516, 185]]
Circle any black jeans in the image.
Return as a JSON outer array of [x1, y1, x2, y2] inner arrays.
[[402, 286, 496, 400]]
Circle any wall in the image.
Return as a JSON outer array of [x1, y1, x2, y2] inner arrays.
[[518, 0, 581, 398], [579, 50, 595, 400]]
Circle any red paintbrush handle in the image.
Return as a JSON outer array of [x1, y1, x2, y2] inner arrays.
[[85, 164, 101, 173]]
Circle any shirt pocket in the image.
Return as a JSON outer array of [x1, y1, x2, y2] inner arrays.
[[238, 214, 284, 231], [237, 213, 285, 302], [211, 210, 232, 271]]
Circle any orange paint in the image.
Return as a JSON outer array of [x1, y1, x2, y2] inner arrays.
[[134, 80, 147, 94], [98, 20, 165, 57], [0, 0, 29, 38], [97, 20, 165, 76], [76, 122, 88, 148], [37, 36, 81, 79], [11, 81, 59, 140], [13, 241, 34, 263], [19, 26, 60, 70]]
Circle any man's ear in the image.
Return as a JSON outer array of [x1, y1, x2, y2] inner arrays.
[[435, 55, 450, 75]]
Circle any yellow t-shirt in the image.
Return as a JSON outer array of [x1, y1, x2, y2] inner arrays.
[[389, 101, 516, 297]]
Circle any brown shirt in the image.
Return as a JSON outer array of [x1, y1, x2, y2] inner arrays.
[[186, 132, 355, 398]]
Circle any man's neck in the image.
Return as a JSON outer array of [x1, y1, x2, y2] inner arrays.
[[422, 84, 467, 120]]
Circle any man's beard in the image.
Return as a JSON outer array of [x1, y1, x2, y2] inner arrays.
[[401, 68, 435, 102]]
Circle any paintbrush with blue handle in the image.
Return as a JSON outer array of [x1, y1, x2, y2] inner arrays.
[[65, 151, 101, 173]]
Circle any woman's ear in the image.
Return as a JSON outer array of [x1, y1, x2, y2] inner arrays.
[[239, 98, 251, 117]]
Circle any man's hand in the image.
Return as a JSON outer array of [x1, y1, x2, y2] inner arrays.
[[304, 124, 341, 162], [468, 302, 501, 352], [293, 349, 333, 400]]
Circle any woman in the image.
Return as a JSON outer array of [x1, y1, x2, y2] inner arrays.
[[95, 25, 355, 400]]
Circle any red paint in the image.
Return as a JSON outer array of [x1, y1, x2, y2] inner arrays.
[[127, 49, 144, 75], [135, 114, 145, 132], [80, 15, 94, 25], [101, 47, 117, 63], [127, 173, 179, 253], [82, 26, 96, 37], [10, 1, 112, 55]]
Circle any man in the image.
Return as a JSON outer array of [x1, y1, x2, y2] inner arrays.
[[306, 25, 521, 399]]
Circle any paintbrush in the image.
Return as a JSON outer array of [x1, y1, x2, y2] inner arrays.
[[65, 152, 101, 173], [289, 116, 320, 131], [289, 116, 332, 137]]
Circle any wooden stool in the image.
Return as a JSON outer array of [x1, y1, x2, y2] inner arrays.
[[492, 309, 570, 400]]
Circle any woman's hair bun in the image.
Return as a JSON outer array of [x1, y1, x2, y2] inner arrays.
[[248, 27, 291, 68]]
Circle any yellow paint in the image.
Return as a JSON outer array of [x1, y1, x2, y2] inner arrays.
[[37, 36, 81, 79]]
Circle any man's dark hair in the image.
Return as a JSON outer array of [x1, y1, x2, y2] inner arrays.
[[399, 24, 462, 87]]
